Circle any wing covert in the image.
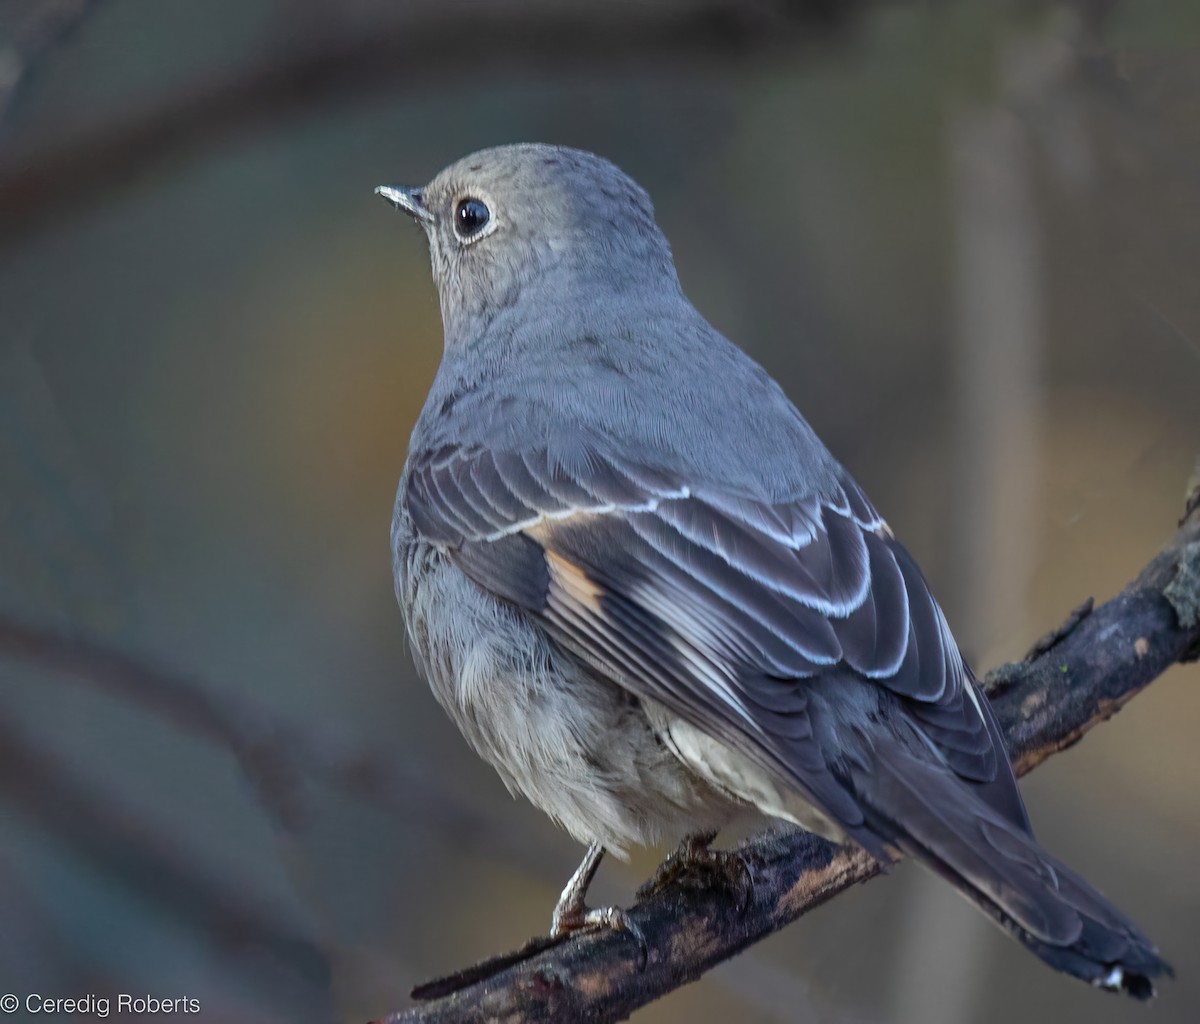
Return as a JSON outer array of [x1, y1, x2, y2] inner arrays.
[[403, 443, 1001, 831]]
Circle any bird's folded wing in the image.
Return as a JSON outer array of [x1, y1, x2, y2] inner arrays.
[[405, 442, 1015, 838]]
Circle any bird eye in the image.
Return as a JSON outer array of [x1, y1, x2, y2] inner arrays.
[[454, 197, 490, 240]]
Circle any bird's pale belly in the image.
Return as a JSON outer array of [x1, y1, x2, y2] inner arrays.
[[396, 533, 737, 856], [654, 717, 848, 843]]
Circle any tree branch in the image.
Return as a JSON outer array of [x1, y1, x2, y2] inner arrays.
[[374, 491, 1200, 1024]]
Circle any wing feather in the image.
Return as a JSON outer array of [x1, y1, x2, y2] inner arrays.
[[407, 444, 1010, 835]]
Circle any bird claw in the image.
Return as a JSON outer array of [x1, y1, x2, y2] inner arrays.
[[549, 841, 648, 968], [639, 831, 755, 913], [550, 903, 648, 969]]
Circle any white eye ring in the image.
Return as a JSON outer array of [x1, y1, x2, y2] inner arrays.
[[452, 195, 496, 244]]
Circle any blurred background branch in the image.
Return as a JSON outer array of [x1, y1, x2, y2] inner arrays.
[[0, 0, 104, 120], [0, 0, 857, 244], [0, 714, 327, 977], [0, 614, 566, 876], [382, 489, 1200, 1023]]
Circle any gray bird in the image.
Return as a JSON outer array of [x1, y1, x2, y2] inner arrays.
[[377, 143, 1170, 998]]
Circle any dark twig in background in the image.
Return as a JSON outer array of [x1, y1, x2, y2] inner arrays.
[[0, 615, 564, 877], [0, 0, 856, 244], [0, 716, 325, 974], [0, 0, 106, 122], [375, 491, 1200, 1024]]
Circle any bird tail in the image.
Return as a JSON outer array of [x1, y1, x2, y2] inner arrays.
[[854, 736, 1173, 999]]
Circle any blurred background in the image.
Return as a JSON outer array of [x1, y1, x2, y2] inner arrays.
[[1, 1, 1198, 1022]]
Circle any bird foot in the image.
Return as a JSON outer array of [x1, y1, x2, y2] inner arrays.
[[549, 842, 648, 968], [638, 830, 754, 912], [550, 901, 648, 968]]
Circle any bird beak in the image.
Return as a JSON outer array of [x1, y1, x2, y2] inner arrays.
[[375, 185, 435, 224]]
